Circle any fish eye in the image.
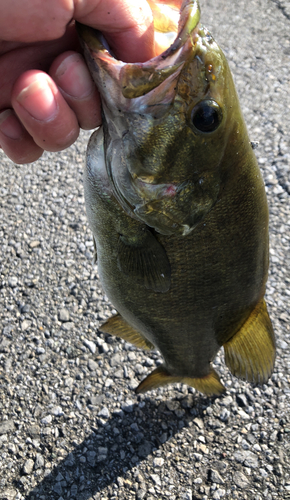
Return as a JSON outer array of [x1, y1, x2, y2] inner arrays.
[[191, 100, 223, 133]]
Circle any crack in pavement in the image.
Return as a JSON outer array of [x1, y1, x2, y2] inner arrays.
[[271, 0, 290, 21]]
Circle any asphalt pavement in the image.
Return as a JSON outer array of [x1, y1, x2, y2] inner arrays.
[[0, 0, 289, 499]]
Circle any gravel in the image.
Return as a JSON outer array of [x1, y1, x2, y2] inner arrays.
[[0, 0, 289, 499]]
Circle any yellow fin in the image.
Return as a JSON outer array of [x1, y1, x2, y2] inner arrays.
[[183, 368, 226, 397], [136, 365, 182, 393], [99, 314, 154, 350], [223, 299, 275, 384], [136, 365, 225, 396]]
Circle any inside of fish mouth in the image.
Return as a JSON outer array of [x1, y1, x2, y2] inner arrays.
[[98, 32, 116, 58], [97, 2, 181, 60]]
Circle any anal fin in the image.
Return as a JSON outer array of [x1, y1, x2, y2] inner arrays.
[[136, 365, 225, 396], [223, 299, 275, 384], [99, 313, 154, 350]]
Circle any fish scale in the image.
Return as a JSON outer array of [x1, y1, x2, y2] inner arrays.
[[78, 0, 275, 396]]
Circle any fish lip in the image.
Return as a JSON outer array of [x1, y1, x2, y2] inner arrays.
[[76, 0, 201, 100]]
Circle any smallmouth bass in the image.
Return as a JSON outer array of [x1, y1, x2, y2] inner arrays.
[[77, 0, 275, 396]]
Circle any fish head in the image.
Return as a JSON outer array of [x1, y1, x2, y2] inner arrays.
[[78, 0, 242, 236]]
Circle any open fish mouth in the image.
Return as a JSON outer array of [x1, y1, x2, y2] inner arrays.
[[77, 1, 214, 235], [76, 1, 200, 102]]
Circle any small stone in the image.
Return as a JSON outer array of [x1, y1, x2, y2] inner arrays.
[[233, 471, 250, 489], [138, 441, 152, 458], [244, 452, 259, 468], [64, 453, 75, 467], [8, 443, 17, 454], [23, 459, 34, 475], [219, 409, 230, 422], [8, 276, 18, 287], [236, 394, 248, 407], [70, 484, 78, 497], [153, 457, 164, 467], [220, 395, 233, 406], [28, 424, 40, 437], [110, 353, 122, 366], [29, 240, 40, 248], [105, 378, 114, 388], [182, 490, 192, 500], [209, 470, 224, 484], [88, 359, 98, 371], [21, 304, 30, 313], [259, 468, 268, 477], [135, 363, 144, 374], [98, 407, 110, 418], [53, 482, 62, 495], [278, 340, 288, 349], [122, 399, 135, 413], [150, 474, 161, 486], [21, 320, 31, 331], [100, 342, 109, 353], [181, 395, 195, 409], [36, 347, 45, 355], [97, 447, 108, 462], [51, 406, 63, 416], [61, 322, 74, 331], [41, 414, 52, 425], [212, 489, 226, 499], [58, 308, 70, 322], [83, 339, 97, 353], [65, 377, 74, 388], [166, 401, 180, 412], [0, 338, 10, 352], [0, 420, 15, 435], [238, 409, 250, 420], [34, 453, 45, 469], [89, 395, 104, 406], [86, 450, 97, 466]]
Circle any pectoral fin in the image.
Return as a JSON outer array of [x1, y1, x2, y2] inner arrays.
[[223, 299, 275, 384], [99, 313, 154, 350], [136, 365, 226, 396], [117, 229, 171, 293]]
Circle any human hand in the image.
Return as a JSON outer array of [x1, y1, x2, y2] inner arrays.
[[0, 0, 154, 164]]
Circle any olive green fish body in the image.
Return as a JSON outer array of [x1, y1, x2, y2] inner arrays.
[[80, 0, 275, 395]]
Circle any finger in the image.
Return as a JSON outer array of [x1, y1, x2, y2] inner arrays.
[[49, 51, 101, 130], [75, 0, 155, 62], [11, 70, 80, 152], [0, 24, 79, 110], [0, 109, 43, 164], [0, 0, 73, 42]]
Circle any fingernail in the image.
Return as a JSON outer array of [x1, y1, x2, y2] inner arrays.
[[16, 74, 57, 121], [0, 109, 24, 139], [55, 53, 95, 98]]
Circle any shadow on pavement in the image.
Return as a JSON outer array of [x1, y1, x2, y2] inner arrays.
[[22, 395, 212, 499]]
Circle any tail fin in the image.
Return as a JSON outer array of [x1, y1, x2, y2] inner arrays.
[[136, 365, 225, 396]]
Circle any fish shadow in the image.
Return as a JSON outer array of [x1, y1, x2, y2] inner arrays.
[[22, 393, 212, 499]]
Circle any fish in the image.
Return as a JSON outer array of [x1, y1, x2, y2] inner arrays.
[[76, 0, 275, 396]]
